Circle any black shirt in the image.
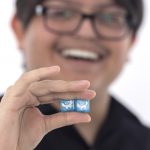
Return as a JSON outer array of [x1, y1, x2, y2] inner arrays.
[[1, 96, 150, 150]]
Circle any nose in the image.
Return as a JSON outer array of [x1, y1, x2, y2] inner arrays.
[[75, 19, 96, 39]]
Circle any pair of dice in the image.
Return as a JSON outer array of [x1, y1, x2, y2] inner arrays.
[[60, 99, 90, 112]]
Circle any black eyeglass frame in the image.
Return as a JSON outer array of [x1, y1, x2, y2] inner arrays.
[[35, 4, 136, 40]]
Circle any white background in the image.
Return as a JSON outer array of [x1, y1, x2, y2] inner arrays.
[[0, 1, 150, 126]]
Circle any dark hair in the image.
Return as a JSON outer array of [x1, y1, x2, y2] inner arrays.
[[15, 0, 144, 34]]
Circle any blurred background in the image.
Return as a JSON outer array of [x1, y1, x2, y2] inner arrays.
[[0, 1, 150, 126]]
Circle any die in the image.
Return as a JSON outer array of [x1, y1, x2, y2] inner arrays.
[[60, 99, 90, 112], [60, 99, 75, 112], [75, 99, 90, 112]]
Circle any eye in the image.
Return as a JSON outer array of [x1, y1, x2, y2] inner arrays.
[[96, 12, 126, 27], [46, 7, 76, 20]]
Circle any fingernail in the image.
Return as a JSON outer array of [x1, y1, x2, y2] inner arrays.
[[49, 66, 60, 71], [76, 80, 90, 87]]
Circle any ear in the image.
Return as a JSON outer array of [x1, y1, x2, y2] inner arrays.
[[125, 35, 137, 63], [11, 15, 25, 50], [130, 35, 136, 48]]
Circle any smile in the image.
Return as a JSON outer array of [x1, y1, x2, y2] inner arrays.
[[56, 47, 110, 63]]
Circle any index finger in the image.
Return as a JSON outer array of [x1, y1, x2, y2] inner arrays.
[[14, 66, 61, 94]]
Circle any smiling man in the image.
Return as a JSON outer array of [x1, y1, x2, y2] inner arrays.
[[0, 0, 150, 150]]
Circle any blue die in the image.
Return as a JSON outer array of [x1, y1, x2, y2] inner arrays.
[[60, 99, 90, 112], [75, 99, 90, 113], [60, 99, 75, 112]]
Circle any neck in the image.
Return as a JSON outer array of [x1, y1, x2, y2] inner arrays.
[[75, 90, 111, 145], [90, 90, 110, 120]]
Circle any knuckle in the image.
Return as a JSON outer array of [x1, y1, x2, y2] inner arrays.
[[6, 85, 14, 92], [5, 85, 18, 97], [20, 72, 30, 82], [28, 82, 38, 92], [50, 93, 58, 100]]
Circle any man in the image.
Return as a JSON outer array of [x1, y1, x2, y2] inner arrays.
[[0, 0, 150, 149]]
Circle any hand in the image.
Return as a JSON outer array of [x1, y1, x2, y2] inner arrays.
[[0, 66, 96, 150]]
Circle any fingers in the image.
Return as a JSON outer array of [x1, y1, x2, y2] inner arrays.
[[29, 80, 90, 97], [28, 77, 94, 105], [1, 66, 61, 110], [43, 112, 91, 133], [2, 66, 95, 111], [37, 90, 96, 104], [18, 66, 60, 83], [13, 66, 61, 96]]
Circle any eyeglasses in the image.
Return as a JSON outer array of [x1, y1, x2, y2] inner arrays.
[[35, 3, 131, 40]]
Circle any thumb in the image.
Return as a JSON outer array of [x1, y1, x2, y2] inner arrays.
[[43, 112, 91, 133]]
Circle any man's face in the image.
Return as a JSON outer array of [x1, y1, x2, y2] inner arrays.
[[13, 0, 134, 92]]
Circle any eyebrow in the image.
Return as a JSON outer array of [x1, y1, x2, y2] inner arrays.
[[44, 0, 81, 6], [43, 0, 123, 12]]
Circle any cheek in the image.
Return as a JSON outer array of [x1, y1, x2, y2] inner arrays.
[[22, 23, 58, 70], [109, 39, 131, 66], [97, 39, 131, 88], [116, 42, 131, 65]]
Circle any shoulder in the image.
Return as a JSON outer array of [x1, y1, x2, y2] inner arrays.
[[111, 97, 150, 149], [0, 95, 3, 102]]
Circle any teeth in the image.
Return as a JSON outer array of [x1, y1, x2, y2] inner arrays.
[[62, 49, 99, 61]]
